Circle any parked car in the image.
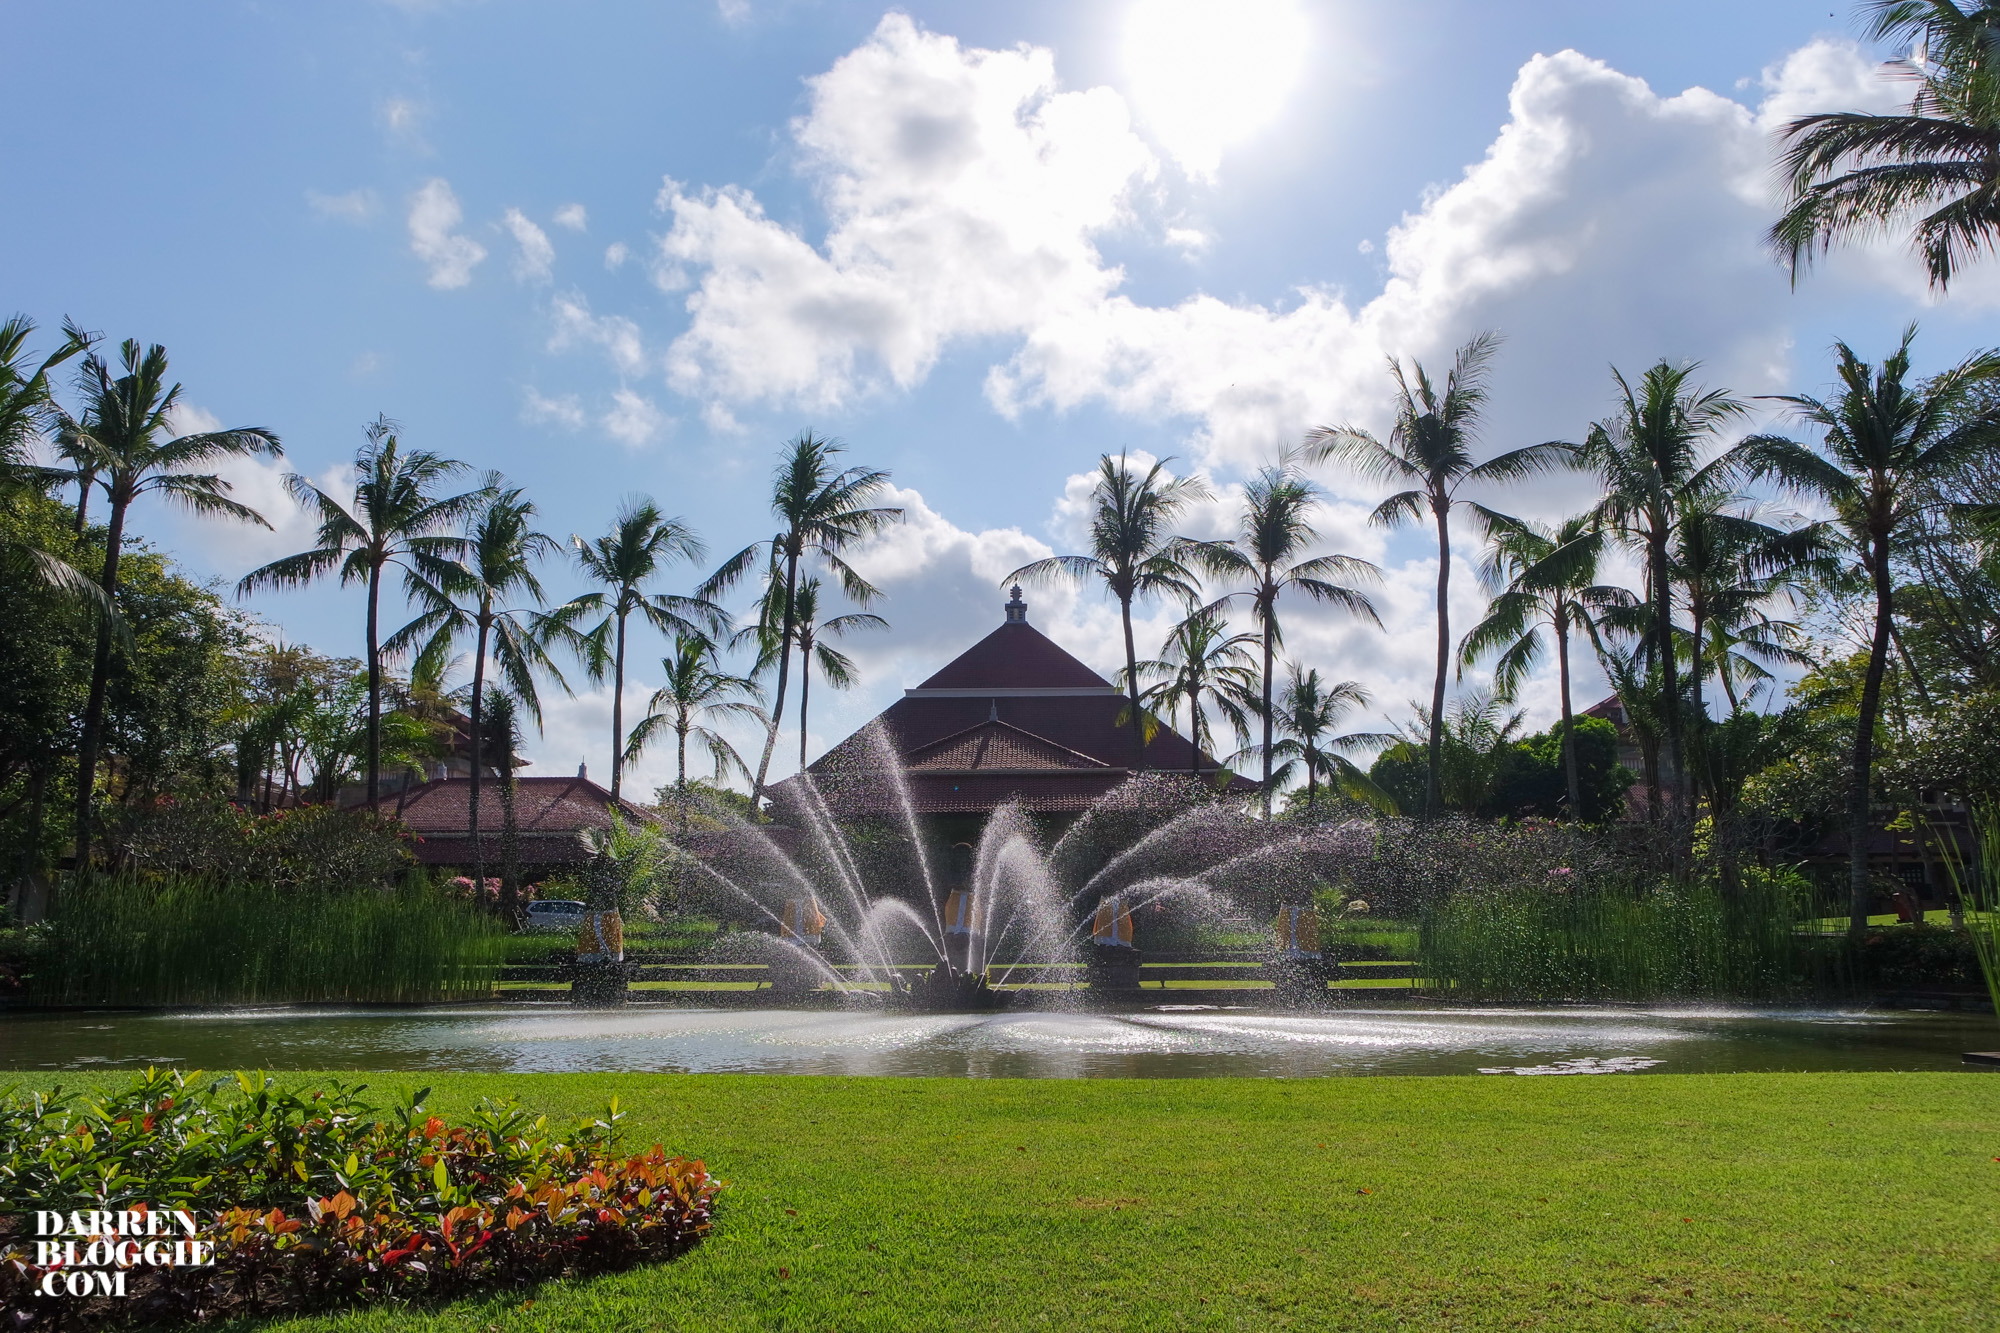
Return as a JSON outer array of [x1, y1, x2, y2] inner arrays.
[[523, 900, 587, 932]]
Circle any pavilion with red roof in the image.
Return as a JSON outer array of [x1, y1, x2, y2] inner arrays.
[[775, 586, 1252, 831]]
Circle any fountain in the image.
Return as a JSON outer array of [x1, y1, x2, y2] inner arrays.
[[675, 722, 1367, 1011]]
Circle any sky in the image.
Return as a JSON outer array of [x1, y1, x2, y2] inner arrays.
[[5, 0, 1994, 800]]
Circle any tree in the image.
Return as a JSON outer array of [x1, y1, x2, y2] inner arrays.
[[1771, 0, 2000, 292], [482, 687, 526, 918], [1741, 327, 2000, 932], [1006, 453, 1208, 774], [0, 315, 103, 606], [1308, 333, 1570, 816], [68, 339, 280, 865], [781, 577, 885, 771], [239, 417, 480, 812], [1581, 361, 1749, 817], [1263, 666, 1393, 817], [704, 433, 901, 809], [1460, 514, 1630, 816], [555, 499, 714, 801], [624, 634, 766, 834], [392, 481, 570, 891], [1371, 691, 1527, 816], [1130, 608, 1260, 777], [1193, 454, 1381, 815]]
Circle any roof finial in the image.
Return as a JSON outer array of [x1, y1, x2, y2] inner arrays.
[[1004, 584, 1027, 623]]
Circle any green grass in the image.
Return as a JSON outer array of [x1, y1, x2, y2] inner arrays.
[[23, 1070, 1995, 1331]]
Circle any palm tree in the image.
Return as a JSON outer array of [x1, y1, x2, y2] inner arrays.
[[703, 432, 901, 808], [1580, 361, 1749, 815], [0, 315, 106, 608], [782, 577, 886, 770], [1264, 666, 1393, 818], [239, 417, 482, 811], [1771, 1, 2000, 292], [1459, 514, 1630, 816], [624, 634, 766, 834], [1308, 333, 1571, 816], [556, 499, 715, 801], [1131, 608, 1260, 777], [391, 480, 571, 891], [1006, 453, 1209, 773], [1193, 455, 1381, 815], [1741, 327, 2000, 932], [481, 687, 526, 918], [68, 339, 282, 864]]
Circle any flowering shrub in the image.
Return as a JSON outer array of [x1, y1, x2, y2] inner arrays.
[[0, 1068, 719, 1326]]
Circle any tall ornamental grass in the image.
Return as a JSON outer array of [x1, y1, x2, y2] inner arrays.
[[35, 874, 507, 1005], [1938, 809, 2000, 1026], [1418, 871, 1817, 1001]]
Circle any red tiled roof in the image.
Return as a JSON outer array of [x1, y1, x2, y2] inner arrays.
[[906, 719, 1110, 773], [913, 620, 1115, 692], [390, 776, 657, 864]]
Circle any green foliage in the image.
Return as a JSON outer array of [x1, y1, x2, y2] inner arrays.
[[1370, 716, 1628, 821], [32, 875, 506, 1005], [108, 797, 415, 892], [1419, 867, 1816, 1001], [0, 1069, 718, 1326]]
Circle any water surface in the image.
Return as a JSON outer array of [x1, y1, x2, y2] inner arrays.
[[1, 1004, 1990, 1078]]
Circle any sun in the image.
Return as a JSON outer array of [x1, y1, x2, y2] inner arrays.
[[1121, 0, 1311, 180]]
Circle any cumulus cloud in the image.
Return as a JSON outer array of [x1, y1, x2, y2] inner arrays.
[[604, 241, 629, 270], [548, 290, 647, 374], [601, 388, 666, 448], [553, 202, 588, 232], [502, 208, 555, 282], [306, 188, 377, 222], [642, 24, 1935, 513], [521, 387, 586, 430], [407, 178, 486, 289]]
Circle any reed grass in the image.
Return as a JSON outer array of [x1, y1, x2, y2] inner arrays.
[[1417, 872, 1818, 1001], [34, 874, 507, 1006], [1937, 811, 2000, 1026]]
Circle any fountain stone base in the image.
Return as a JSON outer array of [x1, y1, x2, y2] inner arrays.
[[1087, 946, 1142, 992], [570, 959, 630, 1007]]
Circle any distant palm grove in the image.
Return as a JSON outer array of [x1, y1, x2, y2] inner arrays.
[[6, 0, 2000, 942]]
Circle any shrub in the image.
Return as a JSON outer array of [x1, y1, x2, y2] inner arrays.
[[34, 874, 506, 1005], [0, 1068, 720, 1327], [109, 797, 416, 893]]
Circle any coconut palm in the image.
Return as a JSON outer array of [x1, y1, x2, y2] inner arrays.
[[1771, 1, 2000, 292], [704, 432, 902, 809], [239, 417, 482, 811], [781, 578, 886, 770], [68, 339, 282, 864], [481, 687, 526, 918], [1192, 455, 1382, 815], [1308, 333, 1572, 817], [1459, 514, 1631, 817], [1263, 666, 1394, 817], [390, 480, 572, 890], [624, 634, 767, 833], [1740, 327, 2000, 932], [1580, 361, 1750, 814], [0, 315, 106, 608], [1006, 453, 1209, 773], [1129, 608, 1261, 778], [556, 499, 716, 801]]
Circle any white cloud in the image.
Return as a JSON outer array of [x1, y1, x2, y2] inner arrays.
[[642, 26, 1945, 513], [521, 387, 586, 430], [502, 207, 555, 282], [306, 188, 377, 222], [1164, 226, 1210, 255], [604, 241, 630, 270], [601, 388, 666, 448], [553, 202, 588, 232], [716, 0, 750, 25], [548, 290, 647, 374], [407, 178, 486, 289], [381, 96, 425, 144]]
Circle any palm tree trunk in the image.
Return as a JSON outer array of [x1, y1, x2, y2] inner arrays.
[[1688, 598, 1712, 810], [1650, 531, 1681, 817], [1849, 538, 1895, 935], [1121, 595, 1144, 772], [1717, 637, 1742, 714], [500, 762, 520, 921], [365, 560, 383, 812], [74, 489, 130, 872], [749, 551, 799, 810], [469, 616, 490, 903], [610, 609, 628, 799], [1427, 499, 1450, 820], [1557, 613, 1579, 818], [798, 646, 811, 772], [1260, 595, 1276, 818], [676, 721, 690, 837]]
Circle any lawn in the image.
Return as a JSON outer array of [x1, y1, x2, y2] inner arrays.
[[26, 1069, 1996, 1330]]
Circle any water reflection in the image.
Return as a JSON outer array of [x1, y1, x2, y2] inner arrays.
[[0, 1004, 1987, 1078]]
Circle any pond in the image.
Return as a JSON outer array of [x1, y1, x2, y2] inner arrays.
[[0, 1004, 1991, 1078]]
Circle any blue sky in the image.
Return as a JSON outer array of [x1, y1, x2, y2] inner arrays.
[[6, 1, 1990, 795]]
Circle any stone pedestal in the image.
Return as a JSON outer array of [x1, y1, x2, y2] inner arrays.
[[570, 959, 629, 1007], [1087, 945, 1141, 992]]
